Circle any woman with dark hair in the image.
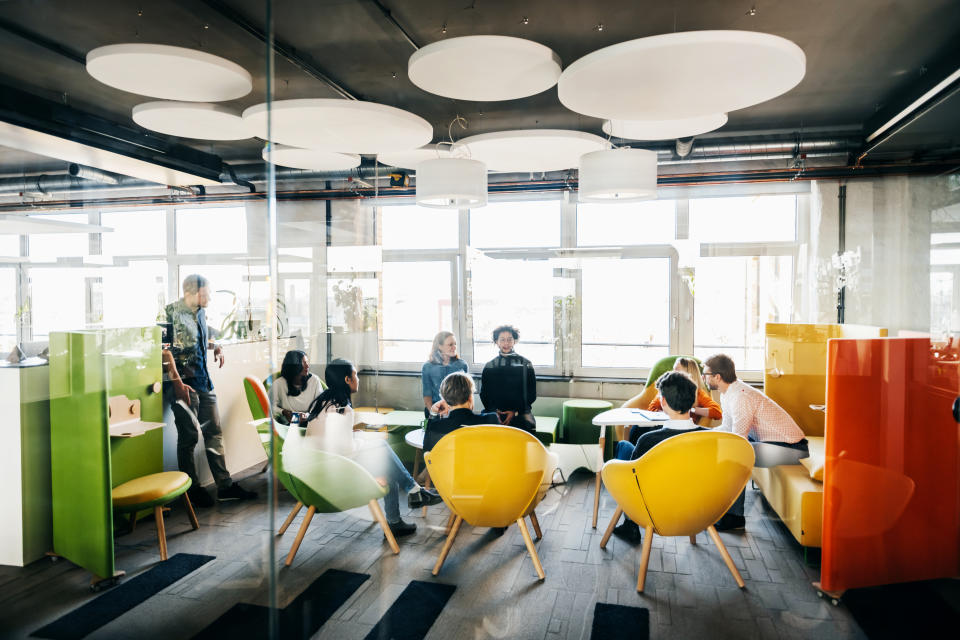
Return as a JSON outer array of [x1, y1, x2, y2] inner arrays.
[[270, 349, 323, 423], [421, 331, 468, 416], [479, 324, 537, 433], [298, 358, 441, 538]]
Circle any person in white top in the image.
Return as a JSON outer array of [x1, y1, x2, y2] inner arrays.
[[271, 350, 323, 423], [703, 353, 809, 531]]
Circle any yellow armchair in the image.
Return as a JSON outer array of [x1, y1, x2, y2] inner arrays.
[[425, 426, 557, 581], [599, 431, 754, 592]]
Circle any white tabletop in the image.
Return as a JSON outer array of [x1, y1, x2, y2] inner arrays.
[[591, 407, 669, 426], [405, 427, 425, 449], [383, 410, 427, 427]]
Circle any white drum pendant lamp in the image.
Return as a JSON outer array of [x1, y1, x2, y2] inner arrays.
[[578, 149, 658, 203], [416, 158, 487, 209]]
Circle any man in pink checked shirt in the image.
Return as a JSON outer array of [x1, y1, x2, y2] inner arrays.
[[704, 353, 808, 531]]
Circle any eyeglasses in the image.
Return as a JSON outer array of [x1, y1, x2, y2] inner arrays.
[[703, 371, 716, 377]]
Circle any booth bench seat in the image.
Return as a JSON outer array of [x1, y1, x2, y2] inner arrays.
[[751, 436, 824, 548]]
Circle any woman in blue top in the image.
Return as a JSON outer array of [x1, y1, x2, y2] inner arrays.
[[421, 331, 468, 415]]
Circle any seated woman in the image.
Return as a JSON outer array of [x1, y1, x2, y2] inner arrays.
[[421, 331, 469, 417], [479, 325, 537, 433], [270, 349, 322, 424], [424, 372, 500, 452], [291, 358, 442, 538], [625, 357, 722, 445]]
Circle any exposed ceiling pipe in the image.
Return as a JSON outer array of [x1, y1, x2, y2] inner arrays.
[[68, 163, 119, 185], [675, 138, 695, 158], [369, 0, 420, 50]]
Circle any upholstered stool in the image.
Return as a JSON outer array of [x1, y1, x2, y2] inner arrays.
[[112, 471, 198, 560]]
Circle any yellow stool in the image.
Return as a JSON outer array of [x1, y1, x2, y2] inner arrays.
[[112, 471, 198, 560]]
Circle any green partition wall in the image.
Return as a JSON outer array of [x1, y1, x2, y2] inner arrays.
[[49, 327, 163, 580]]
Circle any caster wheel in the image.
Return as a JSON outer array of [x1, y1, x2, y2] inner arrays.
[[50, 556, 60, 563], [830, 598, 841, 607], [816, 590, 824, 599]]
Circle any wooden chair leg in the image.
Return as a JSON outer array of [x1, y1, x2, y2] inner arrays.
[[284, 505, 316, 566], [599, 506, 623, 549], [707, 525, 746, 588], [517, 517, 545, 581], [369, 500, 400, 554], [182, 492, 199, 530], [592, 471, 602, 528], [529, 511, 542, 540], [432, 515, 462, 576], [636, 525, 654, 592], [444, 512, 456, 536], [278, 501, 303, 535], [689, 535, 697, 545], [154, 506, 168, 561]]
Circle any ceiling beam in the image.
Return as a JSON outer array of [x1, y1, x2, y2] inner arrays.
[[0, 17, 85, 65], [198, 0, 359, 101], [368, 0, 420, 50]]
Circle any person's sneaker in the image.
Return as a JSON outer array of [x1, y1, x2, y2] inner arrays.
[[612, 519, 642, 544], [713, 514, 746, 531], [387, 519, 417, 538], [407, 487, 443, 509], [188, 485, 215, 508], [217, 482, 258, 502]]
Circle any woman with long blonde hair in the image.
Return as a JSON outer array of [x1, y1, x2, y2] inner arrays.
[[647, 357, 721, 425], [421, 331, 468, 415]]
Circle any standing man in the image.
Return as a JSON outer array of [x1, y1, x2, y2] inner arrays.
[[480, 325, 537, 433], [703, 353, 807, 530], [163, 274, 257, 507]]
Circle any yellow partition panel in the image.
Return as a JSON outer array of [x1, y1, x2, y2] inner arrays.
[[764, 323, 886, 437]]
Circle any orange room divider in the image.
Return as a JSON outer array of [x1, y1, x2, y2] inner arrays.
[[822, 336, 960, 592]]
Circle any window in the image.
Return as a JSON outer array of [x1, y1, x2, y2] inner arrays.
[[689, 195, 797, 243], [101, 260, 167, 328], [469, 256, 555, 367], [379, 262, 452, 362], [27, 214, 89, 258], [469, 201, 560, 248], [693, 255, 794, 370], [30, 267, 89, 338], [101, 210, 165, 257], [0, 235, 19, 257], [581, 257, 672, 368], [176, 207, 247, 255], [578, 200, 675, 246], [0, 267, 17, 352], [177, 264, 267, 336], [381, 206, 458, 250], [281, 278, 310, 339]]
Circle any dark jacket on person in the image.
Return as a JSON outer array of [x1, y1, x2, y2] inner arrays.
[[479, 352, 537, 414], [424, 407, 500, 452]]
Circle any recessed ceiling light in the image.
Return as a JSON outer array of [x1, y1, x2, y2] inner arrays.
[[262, 145, 361, 171], [132, 102, 251, 140], [378, 144, 454, 170], [242, 99, 433, 154], [86, 44, 252, 101], [559, 31, 805, 121], [408, 35, 562, 101], [455, 129, 610, 172], [602, 114, 728, 140]]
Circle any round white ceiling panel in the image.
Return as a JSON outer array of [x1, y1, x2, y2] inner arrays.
[[242, 99, 434, 154], [132, 102, 251, 140], [602, 113, 728, 141], [408, 35, 562, 101], [86, 44, 252, 101], [262, 145, 361, 171], [558, 31, 805, 121], [377, 144, 454, 170], [454, 130, 610, 173]]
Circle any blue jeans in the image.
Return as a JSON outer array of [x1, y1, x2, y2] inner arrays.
[[351, 441, 416, 522], [615, 440, 635, 460]]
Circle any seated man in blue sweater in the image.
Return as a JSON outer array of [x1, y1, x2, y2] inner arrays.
[[611, 370, 708, 543], [424, 372, 500, 452]]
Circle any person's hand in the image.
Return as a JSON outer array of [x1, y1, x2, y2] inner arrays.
[[213, 345, 225, 368], [498, 410, 516, 425], [281, 409, 293, 421], [430, 399, 450, 415], [689, 409, 699, 419], [174, 379, 195, 404]]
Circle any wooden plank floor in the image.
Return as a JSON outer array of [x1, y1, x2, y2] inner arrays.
[[0, 471, 865, 639]]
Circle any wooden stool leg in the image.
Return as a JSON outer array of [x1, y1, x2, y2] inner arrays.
[[707, 525, 746, 588], [593, 435, 605, 528], [284, 506, 316, 566], [599, 506, 623, 549], [517, 517, 545, 581], [278, 501, 303, 535], [529, 511, 542, 540], [129, 512, 138, 533], [369, 500, 400, 554], [433, 516, 463, 576], [637, 525, 654, 592], [689, 534, 697, 545], [412, 449, 421, 479], [182, 492, 199, 530], [154, 506, 168, 561]]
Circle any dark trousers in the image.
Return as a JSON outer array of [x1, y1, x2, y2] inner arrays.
[[170, 388, 231, 490]]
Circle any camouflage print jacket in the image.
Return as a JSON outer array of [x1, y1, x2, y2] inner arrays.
[[165, 299, 212, 391]]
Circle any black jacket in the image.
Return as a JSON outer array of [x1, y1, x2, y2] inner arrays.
[[424, 408, 500, 452], [479, 352, 537, 414]]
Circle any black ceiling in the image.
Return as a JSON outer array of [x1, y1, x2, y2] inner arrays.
[[0, 0, 958, 175]]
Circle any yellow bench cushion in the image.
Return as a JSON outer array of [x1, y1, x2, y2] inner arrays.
[[751, 436, 824, 548], [112, 471, 192, 510]]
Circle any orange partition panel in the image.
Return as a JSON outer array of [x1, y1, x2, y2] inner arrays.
[[822, 337, 960, 592]]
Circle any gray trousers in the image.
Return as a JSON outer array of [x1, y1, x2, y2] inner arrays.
[[171, 388, 232, 489]]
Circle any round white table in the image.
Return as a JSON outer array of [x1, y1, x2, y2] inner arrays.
[[404, 428, 431, 515]]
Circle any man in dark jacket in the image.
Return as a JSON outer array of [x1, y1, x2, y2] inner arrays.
[[424, 372, 500, 452], [479, 325, 537, 433]]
